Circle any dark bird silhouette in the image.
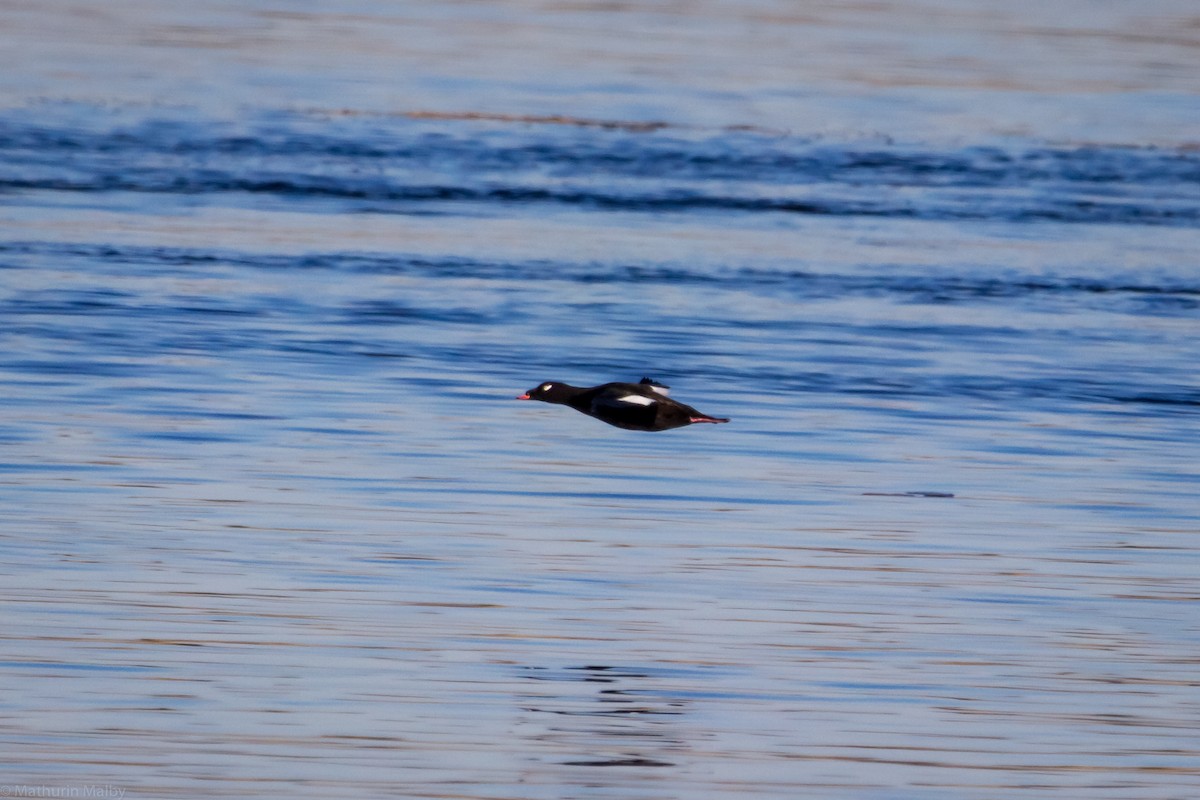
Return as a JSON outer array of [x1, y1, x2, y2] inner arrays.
[[516, 377, 730, 432]]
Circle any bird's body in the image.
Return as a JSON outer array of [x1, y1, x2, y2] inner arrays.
[[517, 377, 729, 432]]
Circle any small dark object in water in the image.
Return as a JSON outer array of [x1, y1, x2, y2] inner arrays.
[[862, 491, 956, 498], [516, 377, 730, 431], [561, 756, 674, 767]]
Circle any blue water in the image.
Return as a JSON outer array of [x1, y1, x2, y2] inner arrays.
[[2, 2, 1199, 798]]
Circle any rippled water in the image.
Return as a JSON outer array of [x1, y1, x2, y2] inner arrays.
[[2, 2, 1199, 798]]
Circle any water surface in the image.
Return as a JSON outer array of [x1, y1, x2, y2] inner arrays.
[[1, 1, 1198, 798]]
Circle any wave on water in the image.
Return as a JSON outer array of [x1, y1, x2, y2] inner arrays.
[[3, 239, 1198, 306], [3, 239, 1198, 414], [1, 109, 1198, 226]]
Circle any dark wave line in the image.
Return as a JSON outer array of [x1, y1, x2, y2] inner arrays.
[[5, 241, 1197, 301], [3, 113, 1197, 226], [2, 124, 1197, 186], [1, 174, 1195, 226]]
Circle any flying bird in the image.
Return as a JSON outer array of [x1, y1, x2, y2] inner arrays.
[[516, 377, 730, 432]]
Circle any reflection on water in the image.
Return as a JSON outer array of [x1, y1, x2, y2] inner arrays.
[[2, 0, 1199, 798]]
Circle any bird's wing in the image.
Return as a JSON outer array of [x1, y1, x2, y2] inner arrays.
[[639, 377, 670, 396], [593, 392, 658, 411]]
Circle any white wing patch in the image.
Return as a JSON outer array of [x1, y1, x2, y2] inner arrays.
[[648, 384, 669, 396], [614, 394, 656, 406]]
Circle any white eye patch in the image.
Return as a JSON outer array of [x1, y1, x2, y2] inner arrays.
[[614, 394, 656, 406]]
